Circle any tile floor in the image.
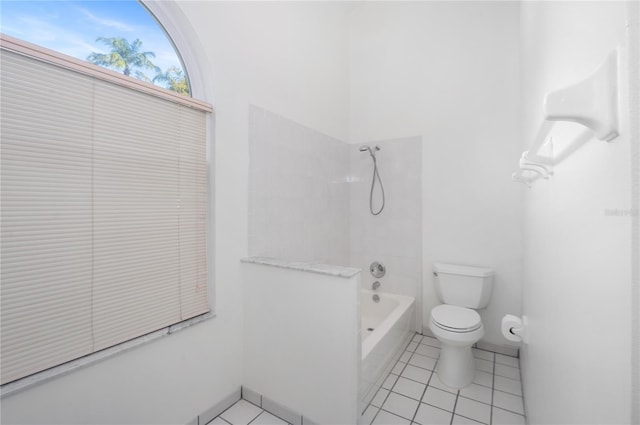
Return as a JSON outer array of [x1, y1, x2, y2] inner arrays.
[[209, 399, 289, 425], [209, 333, 526, 425]]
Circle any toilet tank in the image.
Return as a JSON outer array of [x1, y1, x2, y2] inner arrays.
[[433, 263, 494, 309]]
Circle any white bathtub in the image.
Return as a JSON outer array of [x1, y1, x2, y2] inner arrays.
[[359, 290, 415, 416]]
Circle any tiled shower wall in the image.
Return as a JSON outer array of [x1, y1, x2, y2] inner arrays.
[[248, 107, 422, 325], [248, 105, 350, 265], [349, 137, 423, 330]]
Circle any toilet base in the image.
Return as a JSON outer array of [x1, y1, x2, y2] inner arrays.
[[436, 344, 475, 389]]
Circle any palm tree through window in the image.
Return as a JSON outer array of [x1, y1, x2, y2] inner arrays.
[[0, 0, 189, 95]]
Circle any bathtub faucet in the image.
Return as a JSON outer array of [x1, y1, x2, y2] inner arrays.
[[372, 281, 381, 291]]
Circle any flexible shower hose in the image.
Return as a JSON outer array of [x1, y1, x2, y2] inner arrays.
[[368, 155, 385, 215]]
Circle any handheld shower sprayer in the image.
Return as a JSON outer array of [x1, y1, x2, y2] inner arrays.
[[359, 145, 385, 215]]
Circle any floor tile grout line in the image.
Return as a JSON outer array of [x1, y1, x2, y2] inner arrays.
[[372, 357, 404, 416], [217, 399, 296, 425], [368, 405, 382, 425], [491, 387, 526, 415], [383, 334, 426, 424], [494, 373, 523, 386], [412, 351, 440, 360], [449, 387, 460, 425], [489, 352, 496, 425], [456, 412, 490, 425], [449, 389, 526, 415], [410, 358, 438, 424], [378, 407, 415, 423], [228, 400, 263, 425], [216, 402, 241, 424], [390, 356, 425, 401], [492, 405, 526, 418], [411, 351, 441, 361], [517, 357, 527, 419], [249, 409, 291, 425], [494, 375, 522, 390], [491, 405, 526, 417], [418, 338, 441, 348], [368, 332, 525, 424], [390, 388, 425, 404], [406, 358, 439, 373], [457, 393, 495, 408], [421, 400, 457, 414], [493, 373, 522, 381], [495, 360, 520, 368], [222, 341, 527, 425], [381, 388, 423, 421], [246, 410, 266, 425], [424, 357, 460, 425], [398, 370, 435, 387]]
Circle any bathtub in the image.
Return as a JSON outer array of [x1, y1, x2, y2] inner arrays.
[[359, 290, 415, 416]]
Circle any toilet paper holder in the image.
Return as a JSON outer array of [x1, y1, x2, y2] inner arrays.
[[508, 323, 525, 338], [502, 314, 528, 344]]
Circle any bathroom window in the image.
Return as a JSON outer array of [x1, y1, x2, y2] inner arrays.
[[0, 4, 211, 386], [0, 0, 190, 95]]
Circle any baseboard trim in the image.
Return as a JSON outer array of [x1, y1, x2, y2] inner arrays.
[[241, 386, 322, 425], [421, 328, 519, 357], [475, 340, 519, 358], [189, 387, 241, 425]]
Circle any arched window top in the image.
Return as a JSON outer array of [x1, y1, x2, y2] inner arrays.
[[0, 0, 190, 95]]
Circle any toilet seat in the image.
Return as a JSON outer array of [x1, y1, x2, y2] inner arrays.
[[431, 305, 482, 333]]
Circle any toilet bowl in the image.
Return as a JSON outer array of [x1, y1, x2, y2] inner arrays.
[[429, 304, 484, 388], [428, 263, 493, 389]]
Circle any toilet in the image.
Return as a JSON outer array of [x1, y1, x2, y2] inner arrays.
[[429, 263, 494, 389]]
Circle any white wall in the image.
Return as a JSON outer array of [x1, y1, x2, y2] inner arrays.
[[520, 2, 637, 423], [0, 2, 350, 424], [348, 2, 523, 346], [632, 4, 640, 422], [242, 262, 360, 424]]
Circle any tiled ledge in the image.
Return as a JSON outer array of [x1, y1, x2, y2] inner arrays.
[[240, 256, 360, 279]]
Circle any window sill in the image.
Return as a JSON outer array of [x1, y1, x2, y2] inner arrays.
[[0, 311, 215, 399]]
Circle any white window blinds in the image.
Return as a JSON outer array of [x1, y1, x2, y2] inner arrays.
[[1, 36, 211, 385]]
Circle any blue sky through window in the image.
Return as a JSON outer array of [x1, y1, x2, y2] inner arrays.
[[1, 0, 185, 90]]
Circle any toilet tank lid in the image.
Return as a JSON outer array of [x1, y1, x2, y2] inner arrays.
[[433, 263, 494, 277]]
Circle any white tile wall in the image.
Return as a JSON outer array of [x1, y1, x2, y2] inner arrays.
[[248, 105, 350, 265], [349, 137, 423, 329], [249, 108, 423, 319]]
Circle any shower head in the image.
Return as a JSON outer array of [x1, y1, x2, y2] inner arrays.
[[359, 145, 381, 157]]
